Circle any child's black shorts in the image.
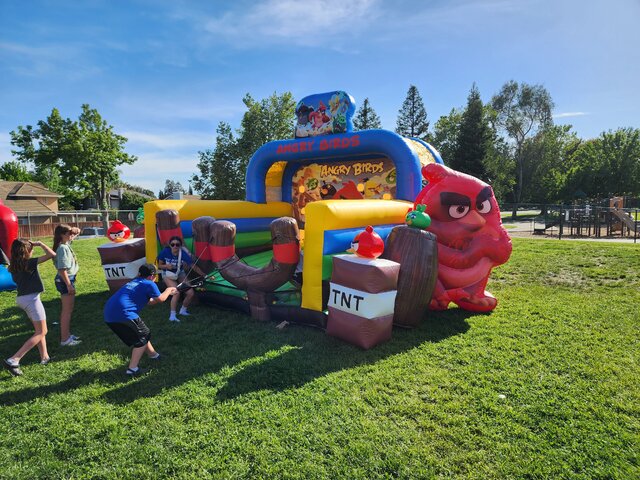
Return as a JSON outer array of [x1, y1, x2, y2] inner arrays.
[[107, 318, 151, 348]]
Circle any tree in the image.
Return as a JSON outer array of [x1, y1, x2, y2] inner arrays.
[[490, 80, 554, 216], [353, 98, 382, 130], [10, 105, 137, 209], [160, 180, 186, 199], [235, 92, 296, 186], [431, 108, 462, 165], [520, 125, 581, 204], [565, 128, 640, 199], [0, 161, 33, 181], [395, 85, 429, 141], [449, 84, 491, 181], [120, 191, 149, 210], [192, 92, 295, 200], [118, 182, 155, 198], [191, 122, 244, 200]]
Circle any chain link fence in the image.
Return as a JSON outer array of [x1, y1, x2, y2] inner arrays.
[[17, 210, 141, 239]]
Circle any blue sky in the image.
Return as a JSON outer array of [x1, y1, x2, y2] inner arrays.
[[1, 0, 639, 195]]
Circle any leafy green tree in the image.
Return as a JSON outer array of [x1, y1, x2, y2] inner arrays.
[[565, 128, 640, 199], [160, 179, 186, 199], [490, 80, 554, 215], [191, 122, 244, 200], [10, 105, 136, 209], [395, 85, 429, 141], [519, 125, 581, 204], [430, 108, 462, 165], [118, 182, 155, 198], [353, 98, 382, 130], [450, 84, 491, 181], [120, 191, 149, 210], [236, 92, 296, 181], [0, 161, 33, 181]]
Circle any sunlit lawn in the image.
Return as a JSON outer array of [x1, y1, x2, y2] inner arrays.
[[0, 237, 638, 478]]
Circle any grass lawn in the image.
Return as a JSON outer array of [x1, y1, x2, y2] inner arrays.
[[0, 238, 638, 479]]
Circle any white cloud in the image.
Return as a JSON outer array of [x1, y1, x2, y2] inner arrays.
[[553, 112, 590, 119], [123, 131, 214, 150], [178, 0, 380, 47], [120, 152, 199, 193]]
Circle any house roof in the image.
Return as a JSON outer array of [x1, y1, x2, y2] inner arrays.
[[1, 181, 64, 199], [0, 181, 62, 214]]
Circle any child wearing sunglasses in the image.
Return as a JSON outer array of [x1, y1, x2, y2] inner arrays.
[[157, 236, 204, 322]]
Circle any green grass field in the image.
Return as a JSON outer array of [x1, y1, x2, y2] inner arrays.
[[1, 238, 638, 479]]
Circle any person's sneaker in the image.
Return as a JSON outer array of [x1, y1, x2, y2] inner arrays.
[[169, 314, 180, 322], [179, 307, 190, 316], [70, 334, 80, 341], [40, 357, 52, 365], [60, 337, 82, 347], [148, 353, 163, 361], [3, 359, 23, 376], [126, 367, 149, 377]]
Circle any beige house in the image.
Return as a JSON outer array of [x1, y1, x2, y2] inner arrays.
[[0, 181, 62, 224]]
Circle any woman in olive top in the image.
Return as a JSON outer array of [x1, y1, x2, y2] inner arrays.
[[53, 224, 81, 346]]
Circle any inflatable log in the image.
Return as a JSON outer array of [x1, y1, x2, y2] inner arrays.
[[209, 217, 300, 321], [97, 238, 147, 292], [156, 209, 182, 246], [381, 225, 438, 327], [192, 216, 217, 274]]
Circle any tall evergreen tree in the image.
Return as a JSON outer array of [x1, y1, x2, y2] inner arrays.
[[395, 85, 429, 141], [450, 84, 491, 180], [353, 98, 382, 131]]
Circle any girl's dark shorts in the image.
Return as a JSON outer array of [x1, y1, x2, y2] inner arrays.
[[55, 274, 77, 295], [107, 318, 151, 348]]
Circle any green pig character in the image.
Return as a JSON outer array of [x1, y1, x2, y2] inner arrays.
[[405, 204, 431, 229]]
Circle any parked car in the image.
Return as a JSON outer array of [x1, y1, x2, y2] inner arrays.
[[77, 227, 105, 239]]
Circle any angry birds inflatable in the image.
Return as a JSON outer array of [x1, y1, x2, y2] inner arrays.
[[350, 225, 384, 259], [107, 220, 131, 243], [415, 164, 512, 312]]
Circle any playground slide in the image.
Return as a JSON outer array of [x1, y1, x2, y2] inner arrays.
[[612, 209, 639, 232]]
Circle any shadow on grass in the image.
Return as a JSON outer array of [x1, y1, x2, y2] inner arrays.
[[101, 305, 473, 405], [0, 366, 123, 406], [1, 290, 476, 406]]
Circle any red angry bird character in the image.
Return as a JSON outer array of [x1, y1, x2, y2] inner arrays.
[[107, 220, 131, 243], [309, 101, 330, 131], [415, 163, 512, 312], [349, 225, 384, 259]]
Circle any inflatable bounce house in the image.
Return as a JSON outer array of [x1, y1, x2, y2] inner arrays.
[[136, 91, 512, 348], [0, 201, 18, 291]]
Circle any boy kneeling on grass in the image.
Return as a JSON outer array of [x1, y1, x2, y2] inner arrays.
[[104, 263, 177, 376]]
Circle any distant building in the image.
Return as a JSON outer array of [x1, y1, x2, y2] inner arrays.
[[0, 181, 62, 224], [83, 188, 155, 210]]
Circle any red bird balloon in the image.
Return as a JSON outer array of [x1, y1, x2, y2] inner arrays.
[[107, 220, 131, 243], [415, 163, 512, 312], [350, 225, 384, 259]]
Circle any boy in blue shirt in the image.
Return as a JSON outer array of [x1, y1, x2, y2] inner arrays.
[[104, 264, 177, 376]]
